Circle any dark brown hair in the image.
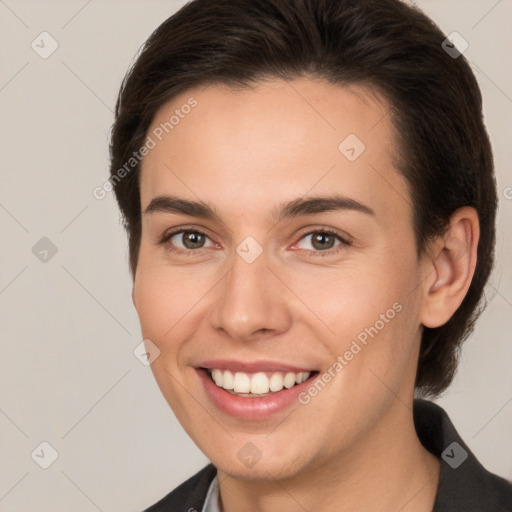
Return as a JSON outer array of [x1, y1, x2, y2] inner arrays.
[[109, 0, 497, 397]]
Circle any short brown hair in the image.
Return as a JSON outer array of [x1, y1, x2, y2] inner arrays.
[[109, 0, 497, 397]]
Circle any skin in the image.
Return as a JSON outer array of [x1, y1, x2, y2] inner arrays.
[[132, 77, 479, 512]]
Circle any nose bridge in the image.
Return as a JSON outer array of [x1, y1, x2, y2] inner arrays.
[[209, 242, 290, 340]]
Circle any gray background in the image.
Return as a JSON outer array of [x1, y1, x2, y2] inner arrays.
[[0, 0, 511, 510]]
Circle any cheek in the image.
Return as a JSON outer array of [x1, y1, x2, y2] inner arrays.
[[133, 262, 195, 349], [133, 266, 202, 416], [133, 278, 171, 341], [134, 234, 216, 328], [302, 253, 421, 381], [287, 261, 401, 338]]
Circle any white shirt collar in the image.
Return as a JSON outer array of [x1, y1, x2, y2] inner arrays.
[[202, 474, 221, 512]]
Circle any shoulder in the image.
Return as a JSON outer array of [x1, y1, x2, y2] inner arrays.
[[142, 463, 217, 512], [413, 399, 512, 512]]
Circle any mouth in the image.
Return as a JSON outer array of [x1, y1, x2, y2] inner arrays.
[[204, 368, 316, 397], [194, 360, 319, 419]]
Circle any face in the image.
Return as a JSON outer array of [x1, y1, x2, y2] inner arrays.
[[133, 78, 429, 480]]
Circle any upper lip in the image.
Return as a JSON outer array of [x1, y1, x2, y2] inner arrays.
[[197, 359, 315, 373]]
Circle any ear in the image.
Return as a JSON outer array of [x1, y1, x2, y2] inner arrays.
[[420, 206, 480, 328]]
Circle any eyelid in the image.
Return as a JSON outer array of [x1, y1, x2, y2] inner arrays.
[[293, 225, 353, 246]]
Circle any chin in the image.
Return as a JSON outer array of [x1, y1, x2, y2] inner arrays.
[[199, 434, 317, 481], [216, 455, 307, 481]]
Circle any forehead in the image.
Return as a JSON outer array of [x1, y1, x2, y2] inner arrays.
[[139, 78, 410, 225]]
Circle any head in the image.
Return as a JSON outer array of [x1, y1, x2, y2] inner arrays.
[[109, 0, 496, 480]]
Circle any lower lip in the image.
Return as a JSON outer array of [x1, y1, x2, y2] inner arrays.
[[196, 368, 316, 421]]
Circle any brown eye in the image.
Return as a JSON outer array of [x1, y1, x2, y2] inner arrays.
[[309, 232, 337, 251], [161, 229, 216, 254], [295, 229, 349, 255], [177, 231, 206, 249]]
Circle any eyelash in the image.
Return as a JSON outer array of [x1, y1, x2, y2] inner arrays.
[[158, 226, 352, 258]]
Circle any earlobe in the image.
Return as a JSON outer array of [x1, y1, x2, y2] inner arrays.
[[420, 207, 480, 328]]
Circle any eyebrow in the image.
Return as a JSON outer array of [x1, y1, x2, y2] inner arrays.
[[143, 194, 375, 223]]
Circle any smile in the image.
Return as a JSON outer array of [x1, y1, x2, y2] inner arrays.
[[209, 369, 311, 396], [195, 361, 319, 420]]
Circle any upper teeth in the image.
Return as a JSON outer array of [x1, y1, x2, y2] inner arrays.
[[210, 369, 311, 395]]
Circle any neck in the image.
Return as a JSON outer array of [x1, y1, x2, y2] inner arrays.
[[217, 398, 441, 512]]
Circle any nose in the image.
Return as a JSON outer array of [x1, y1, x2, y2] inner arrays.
[[208, 247, 292, 342]]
